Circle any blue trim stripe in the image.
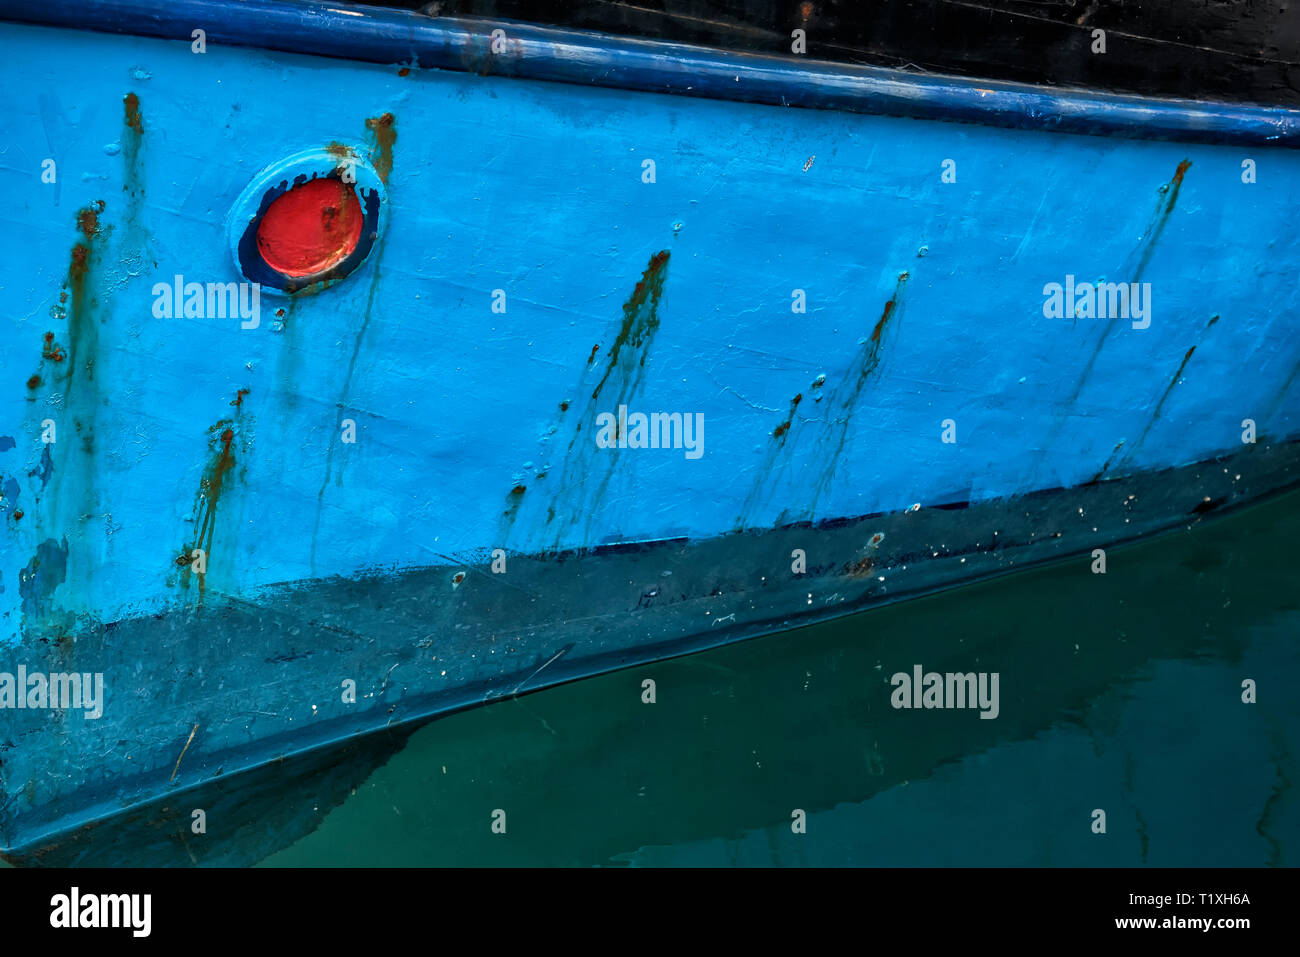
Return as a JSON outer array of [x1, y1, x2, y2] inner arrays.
[[3, 0, 1300, 144]]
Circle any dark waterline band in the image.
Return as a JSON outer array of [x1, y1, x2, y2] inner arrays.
[[3, 0, 1300, 146]]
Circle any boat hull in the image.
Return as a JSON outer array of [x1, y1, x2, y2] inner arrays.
[[1, 12, 1299, 860]]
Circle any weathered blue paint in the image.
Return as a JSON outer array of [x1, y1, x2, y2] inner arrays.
[[1, 11, 1299, 860], [2, 0, 1300, 146]]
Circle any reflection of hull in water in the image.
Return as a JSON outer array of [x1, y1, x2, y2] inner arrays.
[[7, 723, 428, 868], [2, 1, 1300, 863], [274, 489, 1300, 867]]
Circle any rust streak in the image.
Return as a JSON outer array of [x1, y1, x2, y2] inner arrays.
[[772, 393, 803, 439], [76, 201, 104, 239], [589, 250, 670, 401], [366, 113, 397, 184], [123, 92, 143, 133], [870, 300, 895, 342], [41, 333, 65, 363]]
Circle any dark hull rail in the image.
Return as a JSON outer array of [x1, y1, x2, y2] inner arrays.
[[2, 0, 1299, 145], [409, 0, 1300, 107]]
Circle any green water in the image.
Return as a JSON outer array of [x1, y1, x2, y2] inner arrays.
[[262, 489, 1300, 866]]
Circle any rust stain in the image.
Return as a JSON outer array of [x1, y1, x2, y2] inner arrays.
[[844, 555, 874, 577], [737, 270, 911, 529], [123, 92, 143, 133], [869, 272, 909, 342], [120, 92, 147, 250], [366, 113, 397, 184], [870, 301, 895, 342], [1088, 439, 1126, 485], [1049, 158, 1195, 440], [772, 393, 803, 439], [1133, 159, 1192, 281], [538, 250, 672, 542], [500, 483, 527, 530], [844, 272, 909, 400], [1112, 345, 1196, 475], [41, 333, 65, 363], [76, 201, 105, 239], [176, 393, 248, 600], [589, 250, 670, 401], [66, 244, 93, 386], [398, 67, 411, 77], [1096, 311, 1216, 482], [69, 244, 89, 284], [26, 375, 41, 390], [843, 533, 886, 578], [1170, 345, 1197, 383]]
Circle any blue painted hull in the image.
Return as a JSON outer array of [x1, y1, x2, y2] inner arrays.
[[1, 8, 1299, 861]]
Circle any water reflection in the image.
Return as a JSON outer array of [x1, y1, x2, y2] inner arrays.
[[265, 488, 1299, 866]]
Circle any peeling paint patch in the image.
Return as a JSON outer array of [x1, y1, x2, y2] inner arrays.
[[19, 538, 69, 625], [31, 445, 53, 490], [1, 475, 20, 519]]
